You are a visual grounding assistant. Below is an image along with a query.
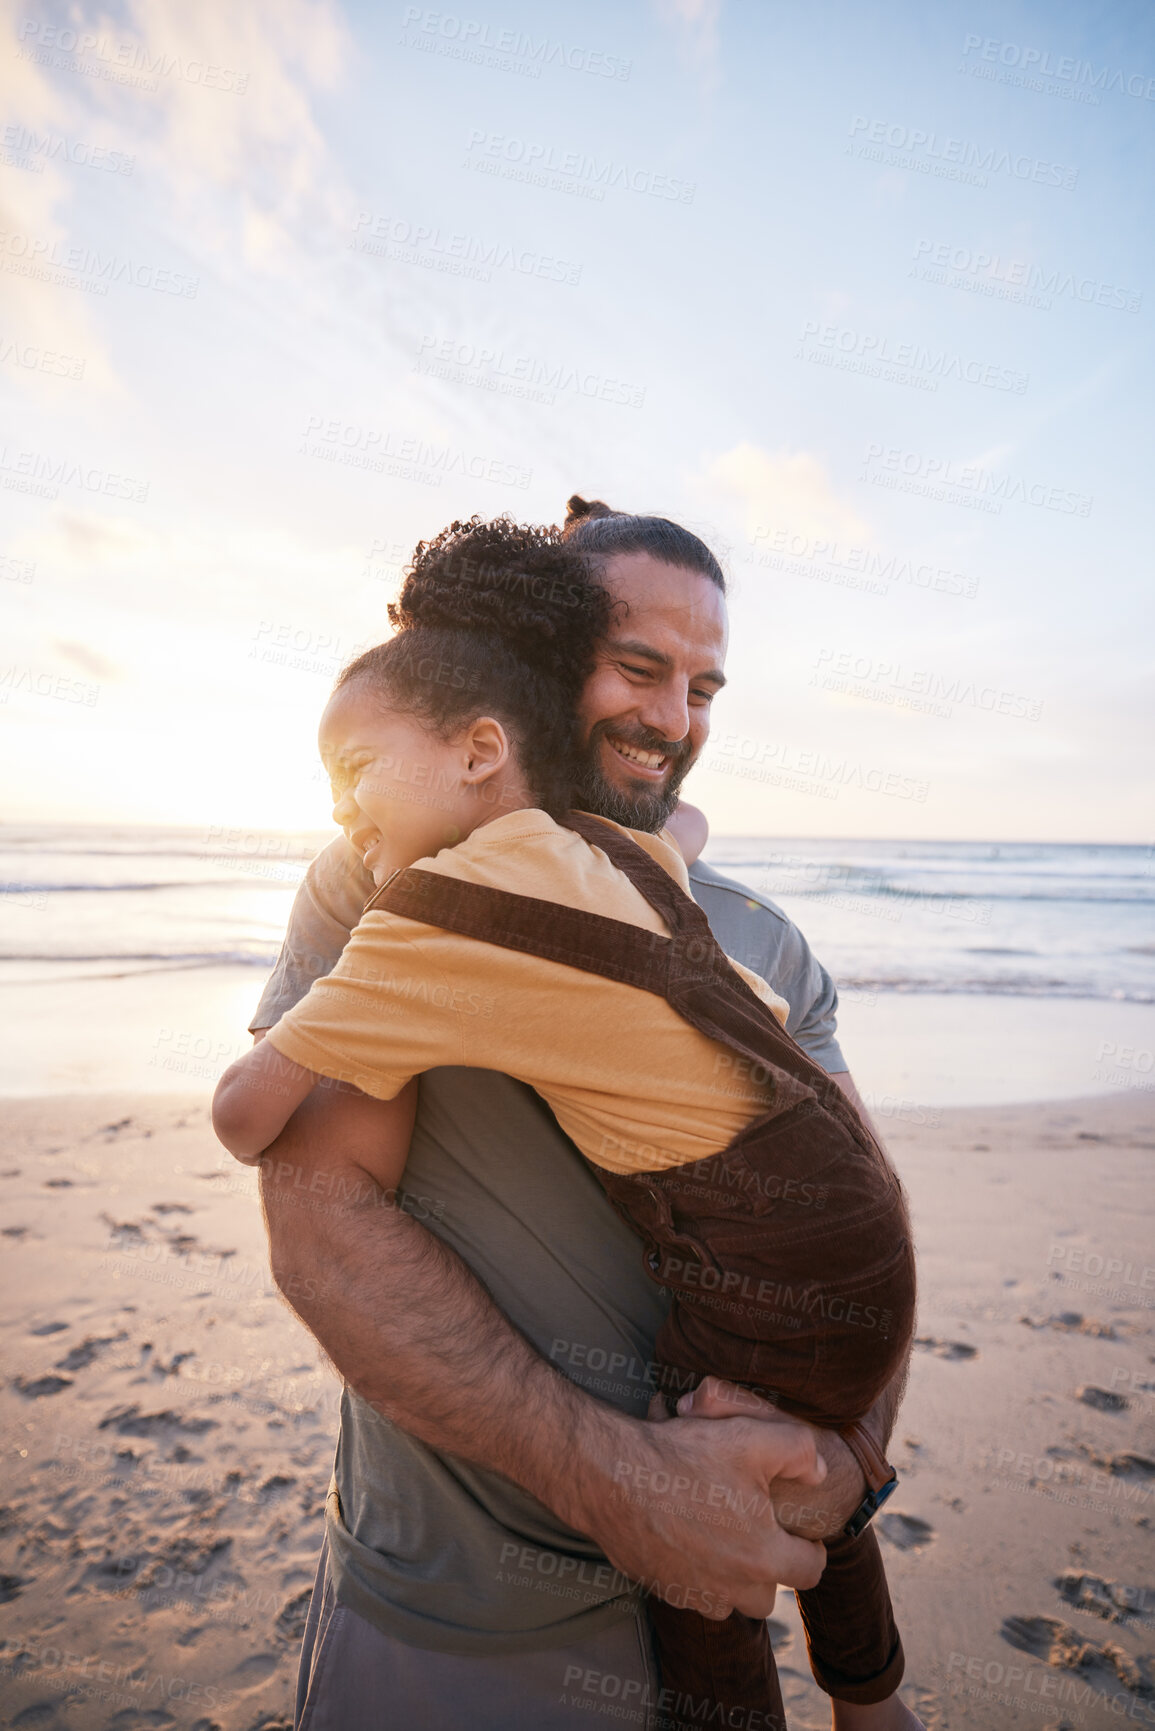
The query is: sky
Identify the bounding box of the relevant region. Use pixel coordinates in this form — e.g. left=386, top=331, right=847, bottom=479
left=1, top=0, right=1152, bottom=839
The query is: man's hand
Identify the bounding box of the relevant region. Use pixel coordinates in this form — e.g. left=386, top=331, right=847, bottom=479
left=592, top=1406, right=827, bottom=1618
left=668, top=1376, right=888, bottom=1541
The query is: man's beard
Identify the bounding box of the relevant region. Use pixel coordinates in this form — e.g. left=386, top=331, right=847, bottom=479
left=571, top=720, right=696, bottom=833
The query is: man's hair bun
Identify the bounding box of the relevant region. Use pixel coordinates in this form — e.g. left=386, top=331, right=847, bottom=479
left=563, top=495, right=617, bottom=536
left=562, top=498, right=727, bottom=594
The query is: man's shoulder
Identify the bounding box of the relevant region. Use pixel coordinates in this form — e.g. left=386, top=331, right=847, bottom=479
left=688, top=856, right=843, bottom=1062
left=310, top=833, right=375, bottom=912
left=688, top=857, right=798, bottom=932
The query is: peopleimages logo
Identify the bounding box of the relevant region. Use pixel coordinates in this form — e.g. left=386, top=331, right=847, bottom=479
left=910, top=239, right=1141, bottom=314
left=464, top=131, right=695, bottom=203
left=796, top=320, right=1028, bottom=394
left=861, top=443, right=1093, bottom=518
left=0, top=125, right=134, bottom=175
left=15, top=18, right=249, bottom=91
left=350, top=211, right=582, bottom=286
left=848, top=115, right=1079, bottom=188
left=399, top=7, right=632, bottom=80
left=0, top=231, right=199, bottom=298
left=961, top=34, right=1155, bottom=101
left=414, top=335, right=645, bottom=408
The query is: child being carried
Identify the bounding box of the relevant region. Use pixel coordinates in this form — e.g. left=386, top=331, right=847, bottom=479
left=214, top=515, right=918, bottom=1731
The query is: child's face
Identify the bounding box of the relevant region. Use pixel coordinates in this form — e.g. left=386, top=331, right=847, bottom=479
left=319, top=683, right=479, bottom=884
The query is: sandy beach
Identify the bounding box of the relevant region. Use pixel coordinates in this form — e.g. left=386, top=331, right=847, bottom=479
left=1, top=1086, right=1152, bottom=1729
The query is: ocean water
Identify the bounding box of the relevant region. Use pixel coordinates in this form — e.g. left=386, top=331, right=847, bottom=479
left=0, top=825, right=1152, bottom=1104
left=703, top=837, right=1155, bottom=1006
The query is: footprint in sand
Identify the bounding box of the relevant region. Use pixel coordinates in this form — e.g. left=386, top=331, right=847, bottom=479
left=913, top=1336, right=977, bottom=1360
left=29, top=1321, right=69, bottom=1336
left=276, top=1586, right=314, bottom=1641
left=1077, top=1385, right=1129, bottom=1413
left=99, top=1213, right=146, bottom=1243
left=1020, top=1312, right=1117, bottom=1338
left=13, top=1374, right=73, bottom=1398
left=1113, top=1453, right=1155, bottom=1478
left=1061, top=1443, right=1155, bottom=1480
left=1001, top=1615, right=1155, bottom=1697
left=8, top=1700, right=63, bottom=1726
left=226, top=1650, right=281, bottom=1694
left=97, top=1402, right=217, bottom=1438
left=878, top=1512, right=935, bottom=1551
left=134, top=1535, right=233, bottom=1593
left=0, top=1574, right=27, bottom=1603
left=54, top=1333, right=125, bottom=1373
left=258, top=1474, right=298, bottom=1501
left=1056, top=1570, right=1155, bottom=1622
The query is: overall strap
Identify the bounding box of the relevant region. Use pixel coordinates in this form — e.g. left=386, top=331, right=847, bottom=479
left=562, top=812, right=704, bottom=937
left=365, top=817, right=817, bottom=1096
left=561, top=812, right=752, bottom=998
left=366, top=864, right=677, bottom=998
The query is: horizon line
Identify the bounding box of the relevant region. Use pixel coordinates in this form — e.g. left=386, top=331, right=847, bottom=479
left=0, top=819, right=1148, bottom=850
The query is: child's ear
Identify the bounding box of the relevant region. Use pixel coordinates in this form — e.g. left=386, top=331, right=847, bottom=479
left=463, top=716, right=510, bottom=781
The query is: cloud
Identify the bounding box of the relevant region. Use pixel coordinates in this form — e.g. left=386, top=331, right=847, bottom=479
left=3, top=0, right=354, bottom=279
left=49, top=513, right=159, bottom=561
left=651, top=0, right=723, bottom=94
left=53, top=638, right=121, bottom=679
left=0, top=7, right=120, bottom=383
left=115, top=0, right=352, bottom=272
left=696, top=441, right=871, bottom=545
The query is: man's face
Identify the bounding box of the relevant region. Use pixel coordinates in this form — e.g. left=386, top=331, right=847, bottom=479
left=573, top=551, right=728, bottom=831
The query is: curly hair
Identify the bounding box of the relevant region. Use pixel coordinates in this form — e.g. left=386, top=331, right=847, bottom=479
left=335, top=517, right=612, bottom=818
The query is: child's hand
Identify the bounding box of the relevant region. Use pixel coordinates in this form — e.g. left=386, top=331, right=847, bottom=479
left=664, top=800, right=709, bottom=865
left=674, top=1375, right=780, bottom=1421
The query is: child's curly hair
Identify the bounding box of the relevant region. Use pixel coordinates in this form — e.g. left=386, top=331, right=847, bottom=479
left=335, top=516, right=613, bottom=817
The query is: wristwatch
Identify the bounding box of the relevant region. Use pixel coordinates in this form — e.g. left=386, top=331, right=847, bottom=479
left=838, top=1422, right=898, bottom=1538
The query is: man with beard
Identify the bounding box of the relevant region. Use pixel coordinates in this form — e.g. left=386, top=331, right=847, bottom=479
left=249, top=501, right=913, bottom=1729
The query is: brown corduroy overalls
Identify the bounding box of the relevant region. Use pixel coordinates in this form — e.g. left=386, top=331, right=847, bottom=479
left=373, top=812, right=917, bottom=1728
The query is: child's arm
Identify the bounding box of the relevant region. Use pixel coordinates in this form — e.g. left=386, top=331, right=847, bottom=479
left=212, top=1040, right=323, bottom=1162
left=664, top=800, right=709, bottom=866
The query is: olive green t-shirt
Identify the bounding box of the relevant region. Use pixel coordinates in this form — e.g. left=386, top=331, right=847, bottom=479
left=250, top=838, right=845, bottom=1653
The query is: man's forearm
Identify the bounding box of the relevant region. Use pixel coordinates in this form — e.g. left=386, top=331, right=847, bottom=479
left=258, top=1090, right=829, bottom=1611
left=260, top=1099, right=618, bottom=1512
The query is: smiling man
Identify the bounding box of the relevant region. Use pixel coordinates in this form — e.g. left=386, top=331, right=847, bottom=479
left=248, top=501, right=913, bottom=1730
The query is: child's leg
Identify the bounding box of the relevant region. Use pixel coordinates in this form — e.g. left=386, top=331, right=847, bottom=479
left=646, top=1597, right=787, bottom=1731
left=795, top=1526, right=903, bottom=1705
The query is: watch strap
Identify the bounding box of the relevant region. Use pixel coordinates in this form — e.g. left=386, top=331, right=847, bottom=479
left=839, top=1421, right=895, bottom=1494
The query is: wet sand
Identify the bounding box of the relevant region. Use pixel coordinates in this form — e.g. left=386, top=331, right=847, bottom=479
left=1, top=1089, right=1152, bottom=1729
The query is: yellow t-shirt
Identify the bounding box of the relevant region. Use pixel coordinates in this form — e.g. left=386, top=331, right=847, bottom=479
left=265, top=810, right=788, bottom=1176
